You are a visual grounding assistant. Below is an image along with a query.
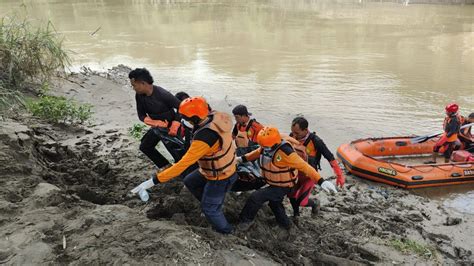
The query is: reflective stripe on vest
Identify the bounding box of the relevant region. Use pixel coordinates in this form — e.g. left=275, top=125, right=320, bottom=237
left=195, top=112, right=237, bottom=180
left=258, top=141, right=297, bottom=187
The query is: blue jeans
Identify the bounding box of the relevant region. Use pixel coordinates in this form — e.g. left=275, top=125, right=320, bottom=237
left=183, top=169, right=238, bottom=234
left=239, top=185, right=293, bottom=229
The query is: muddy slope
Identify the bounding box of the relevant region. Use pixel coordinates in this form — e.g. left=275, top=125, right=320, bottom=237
left=0, top=67, right=472, bottom=264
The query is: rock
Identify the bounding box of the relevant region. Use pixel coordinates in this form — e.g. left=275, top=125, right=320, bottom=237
left=437, top=242, right=457, bottom=259
left=405, top=211, right=424, bottom=222
left=444, top=217, right=462, bottom=226
left=33, top=183, right=61, bottom=198
left=454, top=246, right=472, bottom=259
left=424, top=232, right=451, bottom=243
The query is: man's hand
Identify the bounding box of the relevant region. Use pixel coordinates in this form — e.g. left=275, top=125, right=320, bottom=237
left=329, top=160, right=345, bottom=188
left=144, top=117, right=168, bottom=128
left=130, top=177, right=156, bottom=195
left=168, top=121, right=181, bottom=136
left=320, top=180, right=337, bottom=194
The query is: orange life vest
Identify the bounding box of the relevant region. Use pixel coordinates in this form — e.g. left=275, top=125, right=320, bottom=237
left=443, top=114, right=464, bottom=142
left=258, top=140, right=298, bottom=188
left=195, top=112, right=237, bottom=180
left=234, top=119, right=259, bottom=148
left=281, top=135, right=307, bottom=161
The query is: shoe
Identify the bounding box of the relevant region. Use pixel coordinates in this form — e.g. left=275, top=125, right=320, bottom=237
left=237, top=221, right=254, bottom=232
left=311, top=199, right=321, bottom=217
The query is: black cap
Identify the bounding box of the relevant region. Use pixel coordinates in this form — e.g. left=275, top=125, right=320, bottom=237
left=232, top=104, right=252, bottom=116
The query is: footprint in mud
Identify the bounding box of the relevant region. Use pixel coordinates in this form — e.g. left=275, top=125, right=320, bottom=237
left=0, top=250, right=15, bottom=264
left=71, top=185, right=109, bottom=205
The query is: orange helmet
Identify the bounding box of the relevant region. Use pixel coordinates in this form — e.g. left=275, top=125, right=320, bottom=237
left=257, top=126, right=282, bottom=148
left=179, top=96, right=209, bottom=120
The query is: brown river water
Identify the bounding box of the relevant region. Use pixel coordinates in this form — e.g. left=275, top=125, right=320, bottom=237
left=1, top=0, right=473, bottom=212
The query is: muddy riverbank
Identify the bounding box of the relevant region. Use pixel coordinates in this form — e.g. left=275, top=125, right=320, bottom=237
left=0, top=67, right=472, bottom=264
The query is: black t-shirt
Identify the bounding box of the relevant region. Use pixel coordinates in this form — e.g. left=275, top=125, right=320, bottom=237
left=135, top=85, right=181, bottom=122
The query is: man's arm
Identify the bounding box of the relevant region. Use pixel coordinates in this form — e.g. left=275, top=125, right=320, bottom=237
left=275, top=148, right=323, bottom=185
left=135, top=94, right=147, bottom=122
left=313, top=135, right=335, bottom=162
left=156, top=129, right=219, bottom=182
left=241, top=147, right=262, bottom=162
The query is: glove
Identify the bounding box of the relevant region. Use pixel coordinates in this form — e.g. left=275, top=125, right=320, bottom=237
left=130, top=177, right=156, bottom=195
left=236, top=156, right=243, bottom=164
left=168, top=120, right=181, bottom=136
left=435, top=134, right=449, bottom=148
left=320, top=180, right=337, bottom=194
left=144, top=117, right=168, bottom=128
left=330, top=160, right=345, bottom=188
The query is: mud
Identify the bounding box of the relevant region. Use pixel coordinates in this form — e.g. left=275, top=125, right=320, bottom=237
left=0, top=67, right=473, bottom=264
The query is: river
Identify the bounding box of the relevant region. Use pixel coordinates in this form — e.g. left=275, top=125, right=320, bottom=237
left=1, top=0, right=473, bottom=211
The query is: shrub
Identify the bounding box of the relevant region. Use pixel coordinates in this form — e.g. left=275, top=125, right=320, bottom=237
left=0, top=12, right=70, bottom=113
left=129, top=123, right=147, bottom=140
left=27, top=94, right=93, bottom=125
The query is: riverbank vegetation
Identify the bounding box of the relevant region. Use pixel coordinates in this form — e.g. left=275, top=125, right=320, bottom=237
left=0, top=12, right=92, bottom=124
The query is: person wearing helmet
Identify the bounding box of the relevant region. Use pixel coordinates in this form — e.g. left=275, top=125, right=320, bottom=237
left=459, top=112, right=474, bottom=151
left=131, top=97, right=238, bottom=234
left=236, top=126, right=337, bottom=232
left=231, top=104, right=264, bottom=152
left=287, top=116, right=345, bottom=219
left=129, top=68, right=183, bottom=169
left=426, top=103, right=464, bottom=164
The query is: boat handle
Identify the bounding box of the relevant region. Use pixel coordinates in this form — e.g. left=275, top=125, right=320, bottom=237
left=411, top=175, right=423, bottom=180
left=395, top=141, right=407, bottom=147
left=451, top=173, right=462, bottom=178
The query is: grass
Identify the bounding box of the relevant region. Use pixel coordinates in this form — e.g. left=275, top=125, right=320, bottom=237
left=129, top=123, right=147, bottom=140
left=26, top=93, right=93, bottom=125
left=389, top=238, right=436, bottom=259
left=0, top=11, right=71, bottom=114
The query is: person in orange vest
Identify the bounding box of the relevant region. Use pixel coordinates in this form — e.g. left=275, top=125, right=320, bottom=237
left=287, top=117, right=345, bottom=219
left=131, top=97, right=238, bottom=234
left=459, top=112, right=473, bottom=151
left=232, top=105, right=264, bottom=152
left=236, top=127, right=337, bottom=231
left=426, top=103, right=464, bottom=164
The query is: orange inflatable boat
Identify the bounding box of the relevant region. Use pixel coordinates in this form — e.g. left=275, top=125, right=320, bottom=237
left=336, top=137, right=474, bottom=189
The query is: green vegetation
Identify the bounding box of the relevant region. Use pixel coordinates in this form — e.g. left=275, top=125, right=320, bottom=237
left=389, top=238, right=436, bottom=259
left=129, top=123, right=147, bottom=140
left=0, top=11, right=70, bottom=113
left=26, top=84, right=92, bottom=124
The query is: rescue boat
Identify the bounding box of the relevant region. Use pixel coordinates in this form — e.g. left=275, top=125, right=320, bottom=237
left=336, top=137, right=474, bottom=189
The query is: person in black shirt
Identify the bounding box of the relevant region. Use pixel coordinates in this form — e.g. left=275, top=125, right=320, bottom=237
left=129, top=68, right=182, bottom=169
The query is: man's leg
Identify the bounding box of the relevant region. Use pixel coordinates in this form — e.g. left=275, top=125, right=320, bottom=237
left=183, top=168, right=208, bottom=201
left=444, top=142, right=455, bottom=163
left=287, top=175, right=314, bottom=217
left=139, top=128, right=170, bottom=168
left=201, top=173, right=238, bottom=234
left=239, top=186, right=287, bottom=223
left=267, top=187, right=292, bottom=229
